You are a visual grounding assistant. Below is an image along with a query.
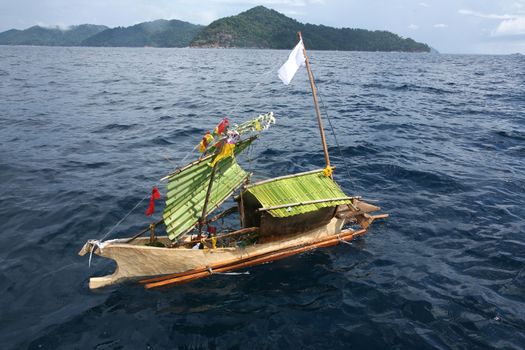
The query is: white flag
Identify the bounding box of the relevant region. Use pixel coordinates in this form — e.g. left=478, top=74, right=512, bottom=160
left=278, top=39, right=305, bottom=85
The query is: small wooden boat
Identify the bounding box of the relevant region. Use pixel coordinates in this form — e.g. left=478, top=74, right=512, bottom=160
left=79, top=32, right=388, bottom=289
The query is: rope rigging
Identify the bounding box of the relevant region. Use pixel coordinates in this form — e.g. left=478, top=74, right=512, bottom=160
left=310, top=70, right=354, bottom=188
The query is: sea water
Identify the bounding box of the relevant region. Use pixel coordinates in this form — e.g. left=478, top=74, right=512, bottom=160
left=0, top=46, right=524, bottom=349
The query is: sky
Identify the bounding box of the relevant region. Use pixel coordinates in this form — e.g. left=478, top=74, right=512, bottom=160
left=1, top=0, right=525, bottom=54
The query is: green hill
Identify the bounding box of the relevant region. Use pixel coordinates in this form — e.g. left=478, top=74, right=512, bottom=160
left=191, top=6, right=300, bottom=49
left=191, top=6, right=430, bottom=52
left=0, top=24, right=108, bottom=46
left=0, top=6, right=430, bottom=51
left=81, top=20, right=203, bottom=47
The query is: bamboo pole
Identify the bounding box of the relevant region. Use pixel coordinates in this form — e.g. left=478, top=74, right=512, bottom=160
left=258, top=196, right=355, bottom=212
left=183, top=227, right=258, bottom=246
left=124, top=219, right=164, bottom=244
left=239, top=185, right=246, bottom=227
left=298, top=31, right=330, bottom=169
left=160, top=136, right=258, bottom=182
left=207, top=206, right=238, bottom=225
left=370, top=214, right=389, bottom=220
left=198, top=161, right=218, bottom=236
left=245, top=167, right=335, bottom=189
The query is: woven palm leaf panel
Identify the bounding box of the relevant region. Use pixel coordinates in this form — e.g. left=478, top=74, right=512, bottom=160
left=245, top=170, right=351, bottom=218
left=163, top=138, right=255, bottom=241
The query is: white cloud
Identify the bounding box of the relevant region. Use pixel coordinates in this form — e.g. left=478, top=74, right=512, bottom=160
left=193, top=10, right=219, bottom=24
left=433, top=23, right=447, bottom=28
left=493, top=16, right=525, bottom=36
left=458, top=9, right=515, bottom=20
left=459, top=8, right=525, bottom=37
left=35, top=21, right=70, bottom=30
left=408, top=24, right=419, bottom=30
left=513, top=1, right=524, bottom=9
left=418, top=2, right=429, bottom=7
left=281, top=9, right=305, bottom=16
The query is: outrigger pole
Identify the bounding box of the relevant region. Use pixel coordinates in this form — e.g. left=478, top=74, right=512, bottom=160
left=298, top=31, right=331, bottom=169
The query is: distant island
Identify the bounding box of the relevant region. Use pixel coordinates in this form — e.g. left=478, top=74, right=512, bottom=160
left=191, top=6, right=429, bottom=52
left=0, top=20, right=202, bottom=48
left=0, top=6, right=430, bottom=52
left=82, top=20, right=203, bottom=47
left=0, top=24, right=108, bottom=46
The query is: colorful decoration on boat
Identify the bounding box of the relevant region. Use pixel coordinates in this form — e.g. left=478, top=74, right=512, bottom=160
left=206, top=114, right=275, bottom=167
left=227, top=130, right=240, bottom=144
left=209, top=142, right=235, bottom=167
left=198, top=131, right=215, bottom=153
left=209, top=129, right=241, bottom=167
left=146, top=186, right=161, bottom=216
left=322, top=165, right=333, bottom=177
left=163, top=139, right=254, bottom=241
left=232, top=112, right=276, bottom=135
left=213, top=118, right=229, bottom=136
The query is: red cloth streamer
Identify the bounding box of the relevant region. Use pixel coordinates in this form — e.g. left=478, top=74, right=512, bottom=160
left=146, top=187, right=161, bottom=216
left=213, top=118, right=229, bottom=135
left=207, top=226, right=217, bottom=234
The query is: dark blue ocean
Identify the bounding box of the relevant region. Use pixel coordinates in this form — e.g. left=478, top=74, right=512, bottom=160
left=0, top=46, right=524, bottom=349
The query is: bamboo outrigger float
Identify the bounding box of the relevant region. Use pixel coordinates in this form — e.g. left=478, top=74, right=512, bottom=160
left=79, top=33, right=388, bottom=289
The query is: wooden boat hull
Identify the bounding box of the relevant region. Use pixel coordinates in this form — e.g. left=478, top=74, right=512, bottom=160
left=80, top=217, right=353, bottom=289
left=79, top=201, right=387, bottom=289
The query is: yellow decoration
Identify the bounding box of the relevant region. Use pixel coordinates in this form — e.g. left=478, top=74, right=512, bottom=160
left=322, top=165, right=333, bottom=177
left=254, top=120, right=262, bottom=131
left=198, top=133, right=215, bottom=153
left=209, top=143, right=235, bottom=167
left=200, top=237, right=208, bottom=251
left=211, top=236, right=217, bottom=250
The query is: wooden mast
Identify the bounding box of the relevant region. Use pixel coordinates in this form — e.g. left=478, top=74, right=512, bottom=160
left=298, top=31, right=331, bottom=168
left=198, top=161, right=218, bottom=237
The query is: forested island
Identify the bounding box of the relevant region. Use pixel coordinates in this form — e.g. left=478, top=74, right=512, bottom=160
left=0, top=24, right=108, bottom=46
left=0, top=6, right=430, bottom=52
left=191, top=6, right=429, bottom=52
left=82, top=20, right=203, bottom=47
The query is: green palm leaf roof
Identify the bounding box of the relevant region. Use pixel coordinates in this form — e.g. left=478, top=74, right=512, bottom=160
left=245, top=169, right=352, bottom=218
left=163, top=138, right=254, bottom=241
